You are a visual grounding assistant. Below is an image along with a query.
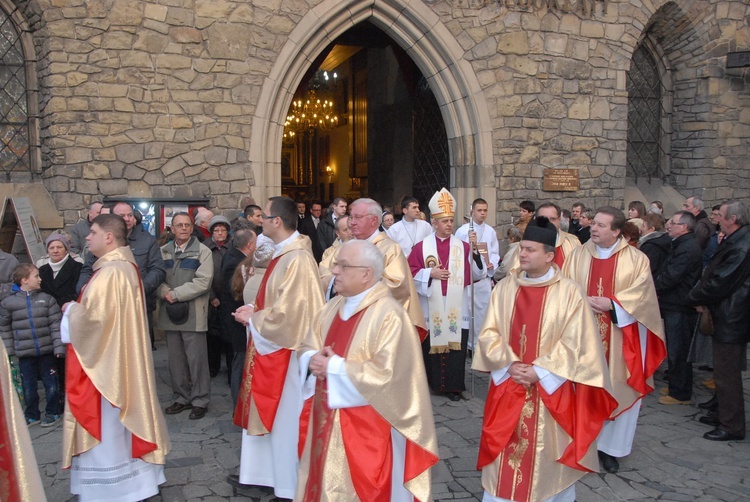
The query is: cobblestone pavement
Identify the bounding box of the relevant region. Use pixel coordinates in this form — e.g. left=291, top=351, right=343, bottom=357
left=33, top=344, right=749, bottom=501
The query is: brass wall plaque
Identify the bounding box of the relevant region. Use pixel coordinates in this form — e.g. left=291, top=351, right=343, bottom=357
left=543, top=168, right=579, bottom=191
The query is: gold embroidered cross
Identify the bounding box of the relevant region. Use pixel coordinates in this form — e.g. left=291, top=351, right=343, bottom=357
left=597, top=278, right=604, bottom=297
left=437, top=192, right=453, bottom=213
left=519, top=324, right=527, bottom=359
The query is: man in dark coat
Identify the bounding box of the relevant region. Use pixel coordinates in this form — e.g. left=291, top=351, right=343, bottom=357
left=654, top=211, right=702, bottom=405
left=299, top=202, right=323, bottom=261
left=687, top=200, right=750, bottom=441
left=316, top=197, right=348, bottom=256
left=683, top=196, right=715, bottom=250
left=218, top=228, right=256, bottom=406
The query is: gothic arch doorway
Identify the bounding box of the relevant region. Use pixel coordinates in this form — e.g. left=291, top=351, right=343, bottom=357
left=248, top=0, right=494, bottom=223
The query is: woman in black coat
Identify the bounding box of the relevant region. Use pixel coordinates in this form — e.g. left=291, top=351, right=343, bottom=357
left=38, top=233, right=83, bottom=395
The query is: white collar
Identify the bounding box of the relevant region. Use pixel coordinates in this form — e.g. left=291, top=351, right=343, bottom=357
left=341, top=284, right=377, bottom=320
left=595, top=240, right=619, bottom=259
left=273, top=231, right=299, bottom=258
left=523, top=266, right=555, bottom=283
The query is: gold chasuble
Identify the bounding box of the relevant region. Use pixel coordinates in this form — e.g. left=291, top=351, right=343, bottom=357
left=235, top=234, right=324, bottom=435
left=296, top=282, right=438, bottom=501
left=562, top=239, right=666, bottom=417
left=0, top=343, right=46, bottom=502
left=473, top=267, right=615, bottom=502
left=63, top=246, right=169, bottom=468
left=504, top=230, right=581, bottom=275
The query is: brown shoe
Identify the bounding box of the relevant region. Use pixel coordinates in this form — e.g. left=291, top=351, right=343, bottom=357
left=189, top=406, right=207, bottom=420
left=702, top=378, right=716, bottom=390
left=165, top=402, right=192, bottom=415
left=658, top=395, right=692, bottom=405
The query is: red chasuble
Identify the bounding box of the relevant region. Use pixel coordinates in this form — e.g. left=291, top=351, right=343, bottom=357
left=65, top=265, right=157, bottom=462
left=234, top=257, right=294, bottom=432
left=478, top=286, right=616, bottom=502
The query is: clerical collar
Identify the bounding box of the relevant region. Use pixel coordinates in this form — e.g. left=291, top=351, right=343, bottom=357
left=437, top=235, right=450, bottom=242
left=595, top=240, right=619, bottom=259
left=341, top=284, right=377, bottom=320
left=523, top=266, right=555, bottom=283
left=273, top=231, right=299, bottom=258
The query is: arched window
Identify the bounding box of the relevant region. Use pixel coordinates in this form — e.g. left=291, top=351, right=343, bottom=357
left=0, top=2, right=38, bottom=177
left=626, top=37, right=671, bottom=183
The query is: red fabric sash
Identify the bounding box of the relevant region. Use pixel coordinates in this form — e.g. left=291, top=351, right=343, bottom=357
left=254, top=256, right=281, bottom=310
left=587, top=255, right=617, bottom=363
left=416, top=325, right=428, bottom=343
left=616, top=319, right=665, bottom=397
left=0, top=376, right=21, bottom=502
left=553, top=245, right=566, bottom=269
left=234, top=257, right=293, bottom=432
left=539, top=381, right=617, bottom=471
left=66, top=346, right=157, bottom=460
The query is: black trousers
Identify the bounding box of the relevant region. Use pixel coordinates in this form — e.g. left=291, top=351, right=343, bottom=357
left=713, top=340, right=747, bottom=436
left=421, top=328, right=469, bottom=393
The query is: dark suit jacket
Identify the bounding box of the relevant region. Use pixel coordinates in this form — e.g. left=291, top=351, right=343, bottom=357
left=299, top=216, right=324, bottom=262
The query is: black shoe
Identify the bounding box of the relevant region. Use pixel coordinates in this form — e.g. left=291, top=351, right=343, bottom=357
left=698, top=365, right=713, bottom=372
left=598, top=451, right=619, bottom=473
left=189, top=406, right=207, bottom=420
left=448, top=392, right=462, bottom=402
left=152, top=343, right=157, bottom=351
left=699, top=414, right=720, bottom=427
left=226, top=474, right=250, bottom=488
left=703, top=428, right=745, bottom=441
left=165, top=402, right=192, bottom=415
left=210, top=370, right=219, bottom=378
left=698, top=395, right=718, bottom=411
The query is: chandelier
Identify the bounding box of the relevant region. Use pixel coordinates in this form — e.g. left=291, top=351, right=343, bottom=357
left=284, top=70, right=340, bottom=139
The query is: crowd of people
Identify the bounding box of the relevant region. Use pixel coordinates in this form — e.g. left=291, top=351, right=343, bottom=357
left=1, top=189, right=748, bottom=502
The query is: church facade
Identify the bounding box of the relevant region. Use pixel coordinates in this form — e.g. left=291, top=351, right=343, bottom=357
left=1, top=0, right=748, bottom=227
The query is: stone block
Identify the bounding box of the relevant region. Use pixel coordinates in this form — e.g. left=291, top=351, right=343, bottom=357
left=101, top=32, right=133, bottom=50
left=115, top=144, right=145, bottom=163
left=134, top=31, right=169, bottom=53
left=162, top=156, right=187, bottom=176
left=155, top=54, right=191, bottom=70
left=144, top=4, right=168, bottom=22
left=568, top=97, right=590, bottom=119
left=82, top=162, right=111, bottom=180
left=127, top=180, right=151, bottom=197
left=124, top=165, right=146, bottom=180
left=497, top=31, right=529, bottom=55
left=171, top=27, right=202, bottom=44
left=99, top=179, right=128, bottom=195
left=65, top=148, right=93, bottom=164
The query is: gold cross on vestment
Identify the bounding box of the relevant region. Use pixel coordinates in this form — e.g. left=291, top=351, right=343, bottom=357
left=597, top=278, right=604, bottom=297
left=437, top=192, right=453, bottom=214
left=519, top=324, right=527, bottom=359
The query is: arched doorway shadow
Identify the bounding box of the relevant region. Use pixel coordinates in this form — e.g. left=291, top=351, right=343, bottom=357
left=248, top=0, right=495, bottom=222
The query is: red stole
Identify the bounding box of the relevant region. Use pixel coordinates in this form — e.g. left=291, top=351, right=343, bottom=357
left=477, top=285, right=616, bottom=501
left=587, top=255, right=617, bottom=363
left=0, top=380, right=21, bottom=501
left=65, top=265, right=157, bottom=463
left=234, top=257, right=293, bottom=432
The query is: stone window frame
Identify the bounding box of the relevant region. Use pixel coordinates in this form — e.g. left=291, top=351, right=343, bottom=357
left=627, top=32, right=673, bottom=183
left=0, top=0, right=40, bottom=178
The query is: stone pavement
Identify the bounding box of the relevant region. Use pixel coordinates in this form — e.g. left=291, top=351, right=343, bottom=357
left=32, top=345, right=750, bottom=501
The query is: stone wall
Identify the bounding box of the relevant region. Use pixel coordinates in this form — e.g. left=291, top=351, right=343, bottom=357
left=4, top=0, right=749, bottom=224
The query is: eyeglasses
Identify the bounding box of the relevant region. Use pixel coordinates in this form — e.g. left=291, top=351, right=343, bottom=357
left=173, top=223, right=192, bottom=229
left=261, top=214, right=279, bottom=220
left=332, top=261, right=370, bottom=271
left=349, top=214, right=373, bottom=220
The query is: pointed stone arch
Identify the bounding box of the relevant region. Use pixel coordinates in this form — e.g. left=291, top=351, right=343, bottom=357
left=248, top=0, right=495, bottom=222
